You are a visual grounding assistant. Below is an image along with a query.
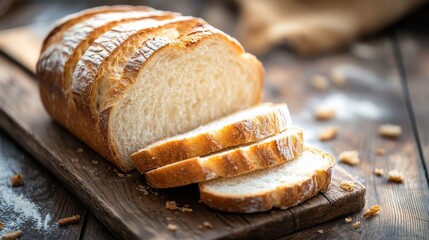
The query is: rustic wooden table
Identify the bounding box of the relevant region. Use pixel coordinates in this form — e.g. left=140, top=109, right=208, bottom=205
left=1, top=1, right=428, bottom=239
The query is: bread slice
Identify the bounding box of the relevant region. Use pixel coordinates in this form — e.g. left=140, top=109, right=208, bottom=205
left=199, top=147, right=334, bottom=213
left=131, top=103, right=292, bottom=172
left=145, top=127, right=303, bottom=188
left=41, top=5, right=154, bottom=52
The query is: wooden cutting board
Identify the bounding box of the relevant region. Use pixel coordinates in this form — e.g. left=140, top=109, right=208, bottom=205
left=0, top=26, right=365, bottom=239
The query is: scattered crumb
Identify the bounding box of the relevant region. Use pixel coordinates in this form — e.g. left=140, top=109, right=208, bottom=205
left=135, top=185, right=149, bottom=195
left=1, top=230, right=22, bottom=240
left=116, top=173, right=125, bottom=178
left=197, top=224, right=204, bottom=229
left=339, top=150, right=360, bottom=166
left=180, top=206, right=193, bottom=213
left=376, top=148, right=386, bottom=156
left=314, top=106, right=336, bottom=121
left=317, top=229, right=324, bottom=234
left=0, top=221, right=4, bottom=230
left=167, top=224, right=177, bottom=232
left=379, top=124, right=402, bottom=139
left=344, top=217, right=352, bottom=223
left=319, top=126, right=338, bottom=141
left=166, top=201, right=178, bottom=210
left=353, top=221, right=361, bottom=229
left=57, top=215, right=81, bottom=226
left=363, top=205, right=382, bottom=218
left=71, top=158, right=80, bottom=163
left=388, top=170, right=404, bottom=183
left=166, top=217, right=173, bottom=221
left=203, top=221, right=213, bottom=229
left=374, top=168, right=384, bottom=176
left=91, top=160, right=98, bottom=164
left=340, top=180, right=355, bottom=192
left=11, top=174, right=24, bottom=187
left=77, top=148, right=84, bottom=153
left=330, top=69, right=346, bottom=87
left=311, top=75, right=329, bottom=90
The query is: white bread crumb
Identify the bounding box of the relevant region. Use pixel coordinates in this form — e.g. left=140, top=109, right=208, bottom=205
left=388, top=170, right=404, bottom=183
left=330, top=69, right=346, bottom=87
left=379, top=124, right=402, bottom=139
left=311, top=75, right=329, bottom=90
left=314, top=106, right=336, bottom=121
left=376, top=148, right=386, bottom=156
left=167, top=224, right=177, bottom=232
left=166, top=201, right=178, bottom=210
left=363, top=205, right=381, bottom=218
left=340, top=181, right=355, bottom=192
left=319, top=126, right=338, bottom=141
left=203, top=221, right=213, bottom=229
left=180, top=206, right=193, bottom=213
left=344, top=217, right=352, bottom=223
left=374, top=168, right=384, bottom=176
left=91, top=160, right=98, bottom=164
left=166, top=217, right=173, bottom=221
left=353, top=221, right=360, bottom=229
left=339, top=151, right=360, bottom=166
left=317, top=229, right=324, bottom=234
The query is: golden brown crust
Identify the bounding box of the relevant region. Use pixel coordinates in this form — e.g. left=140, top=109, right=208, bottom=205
left=145, top=128, right=304, bottom=188
left=198, top=147, right=334, bottom=213
left=41, top=5, right=154, bottom=53
left=131, top=104, right=291, bottom=172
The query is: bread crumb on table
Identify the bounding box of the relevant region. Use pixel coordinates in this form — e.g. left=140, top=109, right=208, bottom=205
left=116, top=173, right=125, bottom=177
left=339, top=150, right=360, bottom=166
left=379, top=124, right=402, bottom=139
left=166, top=201, right=178, bottom=210
left=11, top=174, right=24, bottom=187
left=135, top=185, right=149, bottom=195
left=91, top=160, right=98, bottom=164
left=180, top=206, right=193, bottom=213
left=344, top=217, right=352, bottom=223
left=319, top=126, right=338, bottom=141
left=330, top=69, right=347, bottom=87
left=388, top=170, right=404, bottom=183
left=353, top=221, right=361, bottom=229
left=317, top=229, right=324, bottom=234
left=0, top=221, right=4, bottom=230
left=77, top=148, right=84, bottom=153
left=203, top=221, right=213, bottom=229
left=376, top=148, right=386, bottom=156
left=374, top=168, right=384, bottom=176
left=167, top=224, right=177, bottom=232
left=363, top=205, right=382, bottom=218
left=166, top=217, right=173, bottom=221
left=314, top=106, right=336, bottom=121
left=57, top=215, right=81, bottom=226
left=311, top=75, right=329, bottom=90
left=340, top=180, right=355, bottom=192
left=1, top=230, right=22, bottom=240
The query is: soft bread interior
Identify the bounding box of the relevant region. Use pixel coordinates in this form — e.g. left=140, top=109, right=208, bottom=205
left=200, top=148, right=333, bottom=196
left=111, top=36, right=262, bottom=163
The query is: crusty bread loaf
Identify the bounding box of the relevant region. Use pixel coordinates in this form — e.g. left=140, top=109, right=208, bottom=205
left=41, top=5, right=155, bottom=52
left=199, top=147, right=334, bottom=213
left=145, top=127, right=303, bottom=188
left=37, top=6, right=263, bottom=171
left=131, top=103, right=292, bottom=172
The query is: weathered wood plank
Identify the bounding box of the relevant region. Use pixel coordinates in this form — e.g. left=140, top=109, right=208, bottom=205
left=0, top=54, right=365, bottom=239
left=396, top=32, right=429, bottom=181
left=82, top=214, right=117, bottom=240
left=0, top=130, right=86, bottom=239
left=263, top=37, right=429, bottom=238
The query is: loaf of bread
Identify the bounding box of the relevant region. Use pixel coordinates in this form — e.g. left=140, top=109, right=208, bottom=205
left=131, top=103, right=292, bottom=172
left=145, top=127, right=304, bottom=188
left=37, top=5, right=263, bottom=171
left=199, top=147, right=334, bottom=213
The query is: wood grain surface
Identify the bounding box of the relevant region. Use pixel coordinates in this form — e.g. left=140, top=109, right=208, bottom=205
left=0, top=55, right=365, bottom=239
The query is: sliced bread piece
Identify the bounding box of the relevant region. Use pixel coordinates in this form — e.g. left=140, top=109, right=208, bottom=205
left=145, top=127, right=303, bottom=188
left=131, top=103, right=292, bottom=172
left=199, top=147, right=335, bottom=213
